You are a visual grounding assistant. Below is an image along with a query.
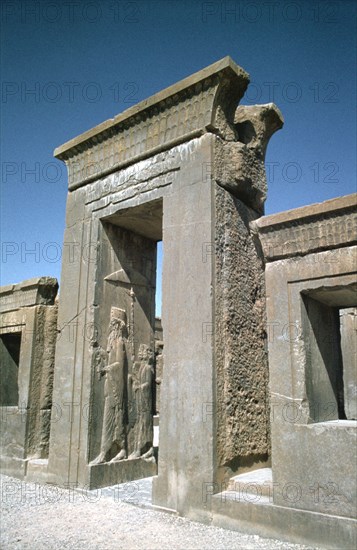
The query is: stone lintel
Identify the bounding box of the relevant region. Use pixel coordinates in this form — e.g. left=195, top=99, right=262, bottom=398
left=53, top=57, right=249, bottom=190
left=0, top=277, right=58, bottom=314
left=253, top=193, right=357, bottom=261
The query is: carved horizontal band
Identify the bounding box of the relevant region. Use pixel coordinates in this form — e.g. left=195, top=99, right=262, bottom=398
left=54, top=57, right=249, bottom=190
left=0, top=277, right=58, bottom=313
left=254, top=194, right=357, bottom=260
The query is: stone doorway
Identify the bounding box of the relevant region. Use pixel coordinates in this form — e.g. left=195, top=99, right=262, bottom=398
left=87, top=199, right=163, bottom=488
left=0, top=332, right=21, bottom=406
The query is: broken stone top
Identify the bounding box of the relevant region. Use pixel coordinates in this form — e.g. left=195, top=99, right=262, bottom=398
left=54, top=57, right=250, bottom=190
left=0, top=277, right=58, bottom=314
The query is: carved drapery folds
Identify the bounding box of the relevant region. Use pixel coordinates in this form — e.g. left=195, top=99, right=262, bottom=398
left=129, top=343, right=154, bottom=459
left=91, top=307, right=127, bottom=464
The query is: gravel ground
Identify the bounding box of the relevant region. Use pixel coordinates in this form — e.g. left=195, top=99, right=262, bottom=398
left=0, top=474, right=319, bottom=550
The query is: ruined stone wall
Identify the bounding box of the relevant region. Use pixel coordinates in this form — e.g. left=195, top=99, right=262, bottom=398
left=0, top=277, right=58, bottom=477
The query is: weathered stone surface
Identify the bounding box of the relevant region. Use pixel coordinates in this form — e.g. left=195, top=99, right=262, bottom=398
left=0, top=277, right=58, bottom=314
left=234, top=104, right=284, bottom=154
left=48, top=209, right=158, bottom=487
left=214, top=185, right=269, bottom=478
left=214, top=104, right=283, bottom=213
left=90, top=222, right=156, bottom=462
left=271, top=412, right=356, bottom=518
left=26, top=304, right=58, bottom=459
left=47, top=217, right=92, bottom=486
left=0, top=278, right=58, bottom=477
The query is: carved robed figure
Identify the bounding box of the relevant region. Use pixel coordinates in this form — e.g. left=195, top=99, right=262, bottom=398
left=92, top=307, right=127, bottom=464
left=129, top=343, right=154, bottom=459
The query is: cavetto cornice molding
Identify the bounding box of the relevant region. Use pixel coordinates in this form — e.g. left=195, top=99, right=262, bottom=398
left=54, top=57, right=249, bottom=190
left=253, top=193, right=357, bottom=261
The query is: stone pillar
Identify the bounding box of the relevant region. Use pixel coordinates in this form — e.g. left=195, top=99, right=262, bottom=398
left=152, top=133, right=216, bottom=519
left=213, top=103, right=284, bottom=483
left=47, top=203, right=97, bottom=487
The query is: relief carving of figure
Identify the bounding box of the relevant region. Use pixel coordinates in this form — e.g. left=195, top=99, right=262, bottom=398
left=91, top=307, right=127, bottom=464
left=129, top=343, right=154, bottom=459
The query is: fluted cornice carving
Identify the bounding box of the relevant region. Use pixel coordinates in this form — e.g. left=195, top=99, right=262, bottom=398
left=253, top=194, right=357, bottom=261
left=54, top=57, right=249, bottom=190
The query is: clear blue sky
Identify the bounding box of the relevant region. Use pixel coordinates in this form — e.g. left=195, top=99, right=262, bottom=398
left=1, top=0, right=356, bottom=315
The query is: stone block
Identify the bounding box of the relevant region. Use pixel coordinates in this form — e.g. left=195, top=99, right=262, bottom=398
left=88, top=458, right=157, bottom=490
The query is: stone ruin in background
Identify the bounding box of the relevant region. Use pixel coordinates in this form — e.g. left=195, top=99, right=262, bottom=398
left=0, top=57, right=356, bottom=549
